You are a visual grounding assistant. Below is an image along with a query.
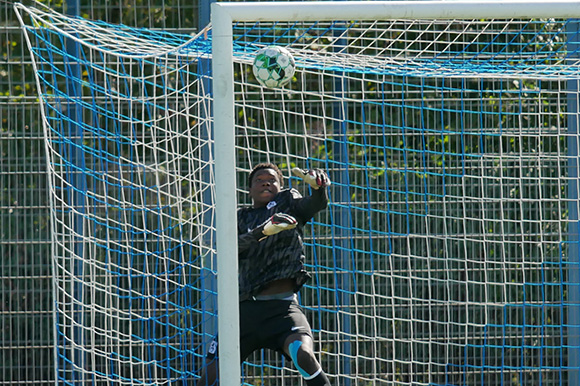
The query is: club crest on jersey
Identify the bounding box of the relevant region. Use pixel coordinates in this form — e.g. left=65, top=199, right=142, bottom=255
left=267, top=201, right=277, bottom=210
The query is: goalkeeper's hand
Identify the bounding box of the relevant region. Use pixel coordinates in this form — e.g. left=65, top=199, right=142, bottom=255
left=291, top=168, right=331, bottom=190
left=252, top=213, right=297, bottom=241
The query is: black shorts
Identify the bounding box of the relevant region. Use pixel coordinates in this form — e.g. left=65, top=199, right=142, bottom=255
left=206, top=295, right=313, bottom=362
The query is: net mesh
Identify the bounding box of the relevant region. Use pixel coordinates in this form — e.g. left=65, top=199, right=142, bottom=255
left=15, top=3, right=580, bottom=385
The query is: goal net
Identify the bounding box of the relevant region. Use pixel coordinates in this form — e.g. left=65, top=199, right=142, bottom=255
left=15, top=2, right=580, bottom=385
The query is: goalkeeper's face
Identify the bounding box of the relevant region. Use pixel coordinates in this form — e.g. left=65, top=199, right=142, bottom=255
left=249, top=168, right=282, bottom=208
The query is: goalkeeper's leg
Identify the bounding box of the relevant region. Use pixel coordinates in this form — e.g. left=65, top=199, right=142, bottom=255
left=284, top=333, right=331, bottom=386
left=196, top=338, right=218, bottom=386
left=195, top=358, right=217, bottom=386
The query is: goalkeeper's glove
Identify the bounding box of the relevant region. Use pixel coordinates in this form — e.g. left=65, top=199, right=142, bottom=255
left=252, top=213, right=297, bottom=241
left=291, top=168, right=331, bottom=190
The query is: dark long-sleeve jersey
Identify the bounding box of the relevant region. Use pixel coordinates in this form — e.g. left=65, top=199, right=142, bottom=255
left=237, top=187, right=328, bottom=300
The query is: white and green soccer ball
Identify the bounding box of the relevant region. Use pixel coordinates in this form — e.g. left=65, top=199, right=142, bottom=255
left=252, top=46, right=295, bottom=88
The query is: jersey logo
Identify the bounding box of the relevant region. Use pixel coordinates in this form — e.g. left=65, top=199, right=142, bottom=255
left=267, top=200, right=277, bottom=210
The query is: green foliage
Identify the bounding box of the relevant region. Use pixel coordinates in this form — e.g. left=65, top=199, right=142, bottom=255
left=4, top=4, right=577, bottom=384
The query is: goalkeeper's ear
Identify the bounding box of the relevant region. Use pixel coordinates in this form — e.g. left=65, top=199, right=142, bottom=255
left=291, top=168, right=331, bottom=190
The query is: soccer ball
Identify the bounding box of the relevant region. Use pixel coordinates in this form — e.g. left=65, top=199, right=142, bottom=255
left=252, top=46, right=295, bottom=88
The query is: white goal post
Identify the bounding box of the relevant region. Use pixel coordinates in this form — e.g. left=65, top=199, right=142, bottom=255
left=211, top=1, right=580, bottom=385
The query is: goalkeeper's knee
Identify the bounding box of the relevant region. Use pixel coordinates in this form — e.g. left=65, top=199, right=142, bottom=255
left=288, top=340, right=331, bottom=386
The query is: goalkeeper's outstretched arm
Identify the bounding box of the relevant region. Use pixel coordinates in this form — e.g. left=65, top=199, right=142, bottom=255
left=291, top=168, right=331, bottom=219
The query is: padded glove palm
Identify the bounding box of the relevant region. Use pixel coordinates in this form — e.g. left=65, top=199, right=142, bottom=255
left=291, top=168, right=331, bottom=190
left=253, top=213, right=297, bottom=241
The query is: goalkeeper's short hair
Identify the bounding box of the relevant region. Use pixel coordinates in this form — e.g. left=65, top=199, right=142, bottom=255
left=248, top=163, right=284, bottom=187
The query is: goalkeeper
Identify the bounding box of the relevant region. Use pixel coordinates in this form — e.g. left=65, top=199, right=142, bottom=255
left=197, top=163, right=331, bottom=386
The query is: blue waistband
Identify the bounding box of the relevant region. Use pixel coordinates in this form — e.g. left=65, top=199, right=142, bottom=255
left=253, top=292, right=296, bottom=301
